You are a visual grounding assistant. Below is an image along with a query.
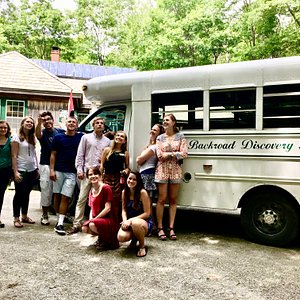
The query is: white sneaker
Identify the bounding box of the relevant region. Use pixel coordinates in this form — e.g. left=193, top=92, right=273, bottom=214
left=41, top=215, right=50, bottom=226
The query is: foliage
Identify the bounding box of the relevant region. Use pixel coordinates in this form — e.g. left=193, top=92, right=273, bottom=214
left=0, top=0, right=300, bottom=69
left=0, top=0, right=74, bottom=60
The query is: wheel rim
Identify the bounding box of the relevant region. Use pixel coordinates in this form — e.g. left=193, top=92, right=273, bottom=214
left=253, top=202, right=286, bottom=235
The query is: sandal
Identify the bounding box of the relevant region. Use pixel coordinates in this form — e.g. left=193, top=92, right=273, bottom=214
left=168, top=228, right=177, bottom=240
left=14, top=220, right=23, bottom=228
left=136, top=247, right=147, bottom=257
left=94, top=237, right=104, bottom=250
left=0, top=221, right=5, bottom=228
left=157, top=228, right=167, bottom=241
left=21, top=216, right=35, bottom=224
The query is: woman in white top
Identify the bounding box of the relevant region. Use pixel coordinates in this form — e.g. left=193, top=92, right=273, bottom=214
left=136, top=124, right=164, bottom=225
left=11, top=117, right=39, bottom=228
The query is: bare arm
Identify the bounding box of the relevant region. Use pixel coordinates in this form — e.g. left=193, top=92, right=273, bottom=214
left=120, top=190, right=130, bottom=230
left=124, top=190, right=151, bottom=229
left=100, top=147, right=109, bottom=175
left=121, top=151, right=130, bottom=175
left=11, top=141, right=21, bottom=182
left=94, top=201, right=111, bottom=219
left=35, top=116, right=43, bottom=139
left=49, top=150, right=57, bottom=181
left=136, top=147, right=155, bottom=166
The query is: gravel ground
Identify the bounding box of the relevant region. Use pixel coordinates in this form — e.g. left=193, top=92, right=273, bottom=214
left=0, top=190, right=300, bottom=300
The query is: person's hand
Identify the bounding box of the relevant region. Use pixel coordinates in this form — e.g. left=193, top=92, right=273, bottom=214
left=14, top=171, right=22, bottom=183
left=50, top=170, right=57, bottom=181
left=37, top=115, right=44, bottom=125
left=121, top=220, right=132, bottom=231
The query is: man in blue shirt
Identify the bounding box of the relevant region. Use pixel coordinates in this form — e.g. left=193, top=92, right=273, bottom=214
left=50, top=117, right=84, bottom=235
left=36, top=111, right=65, bottom=226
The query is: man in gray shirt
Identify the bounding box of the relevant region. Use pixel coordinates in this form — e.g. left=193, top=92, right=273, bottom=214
left=67, top=117, right=111, bottom=234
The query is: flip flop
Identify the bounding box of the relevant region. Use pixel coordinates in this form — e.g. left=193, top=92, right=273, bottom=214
left=21, top=217, right=35, bottom=224
left=14, top=220, right=23, bottom=228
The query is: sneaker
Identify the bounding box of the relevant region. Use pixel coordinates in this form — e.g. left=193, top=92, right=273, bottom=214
left=41, top=215, right=50, bottom=226
left=67, top=226, right=80, bottom=235
left=54, top=224, right=66, bottom=236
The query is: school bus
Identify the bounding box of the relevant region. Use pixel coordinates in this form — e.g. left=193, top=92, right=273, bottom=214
left=80, top=56, right=300, bottom=247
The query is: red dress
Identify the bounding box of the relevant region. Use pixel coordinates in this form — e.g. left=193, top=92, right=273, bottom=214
left=83, top=184, right=119, bottom=249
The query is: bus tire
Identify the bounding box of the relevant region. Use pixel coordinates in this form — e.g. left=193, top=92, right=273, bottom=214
left=241, top=192, right=299, bottom=247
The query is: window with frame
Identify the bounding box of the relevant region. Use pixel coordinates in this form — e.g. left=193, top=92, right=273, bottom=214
left=263, top=84, right=300, bottom=128
left=79, top=105, right=126, bottom=134
left=6, top=100, right=25, bottom=133
left=151, top=91, right=203, bottom=130
left=209, top=89, right=256, bottom=129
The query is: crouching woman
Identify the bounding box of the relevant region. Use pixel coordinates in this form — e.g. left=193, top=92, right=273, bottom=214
left=117, top=171, right=153, bottom=257
left=82, top=167, right=119, bottom=250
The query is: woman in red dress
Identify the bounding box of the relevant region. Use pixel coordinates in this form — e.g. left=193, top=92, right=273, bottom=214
left=82, top=167, right=119, bottom=249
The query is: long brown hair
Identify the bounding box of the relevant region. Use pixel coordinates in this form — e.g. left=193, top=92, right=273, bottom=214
left=148, top=123, right=164, bottom=147
left=164, top=113, right=179, bottom=133
left=107, top=130, right=127, bottom=160
left=0, top=120, right=11, bottom=138
left=123, top=171, right=144, bottom=210
left=19, top=116, right=36, bottom=146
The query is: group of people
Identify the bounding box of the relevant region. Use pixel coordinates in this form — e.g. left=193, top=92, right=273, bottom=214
left=0, top=112, right=188, bottom=258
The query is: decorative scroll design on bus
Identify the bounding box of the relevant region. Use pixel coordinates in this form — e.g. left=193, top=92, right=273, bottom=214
left=187, top=135, right=300, bottom=157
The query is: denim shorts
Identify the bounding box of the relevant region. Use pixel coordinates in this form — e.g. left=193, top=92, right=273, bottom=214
left=53, top=171, right=76, bottom=198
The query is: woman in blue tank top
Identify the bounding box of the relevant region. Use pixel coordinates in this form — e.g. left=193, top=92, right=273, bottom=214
left=117, top=171, right=153, bottom=257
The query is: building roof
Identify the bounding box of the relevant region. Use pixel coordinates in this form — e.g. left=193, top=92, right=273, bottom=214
left=32, top=59, right=135, bottom=80
left=0, top=51, right=81, bottom=98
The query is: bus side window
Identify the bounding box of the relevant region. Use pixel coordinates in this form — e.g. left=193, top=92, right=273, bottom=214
left=263, top=84, right=300, bottom=128
left=209, top=89, right=256, bottom=130
left=151, top=91, right=203, bottom=130
left=78, top=105, right=126, bottom=135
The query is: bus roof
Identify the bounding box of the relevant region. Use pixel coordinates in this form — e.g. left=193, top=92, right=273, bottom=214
left=83, top=56, right=300, bottom=103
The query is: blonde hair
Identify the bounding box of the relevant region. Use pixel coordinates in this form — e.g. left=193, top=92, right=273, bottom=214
left=19, top=116, right=36, bottom=146
left=107, top=130, right=127, bottom=160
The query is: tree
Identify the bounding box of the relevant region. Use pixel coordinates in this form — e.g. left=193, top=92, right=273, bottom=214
left=231, top=0, right=300, bottom=61
left=72, top=0, right=136, bottom=65
left=0, top=0, right=74, bottom=60
left=108, top=0, right=235, bottom=69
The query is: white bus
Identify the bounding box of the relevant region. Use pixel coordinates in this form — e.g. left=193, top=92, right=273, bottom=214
left=80, top=56, right=300, bottom=247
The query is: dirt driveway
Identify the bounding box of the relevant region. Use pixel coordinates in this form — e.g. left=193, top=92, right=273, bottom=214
left=0, top=190, right=300, bottom=300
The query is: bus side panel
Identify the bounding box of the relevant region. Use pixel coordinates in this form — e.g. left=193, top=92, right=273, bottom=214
left=178, top=134, right=300, bottom=210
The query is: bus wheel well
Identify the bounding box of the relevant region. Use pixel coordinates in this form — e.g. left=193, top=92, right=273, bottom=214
left=239, top=185, right=300, bottom=213
left=239, top=184, right=300, bottom=246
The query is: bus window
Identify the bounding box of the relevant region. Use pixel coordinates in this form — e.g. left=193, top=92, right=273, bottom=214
left=263, top=84, right=300, bottom=128
left=78, top=105, right=126, bottom=134
left=209, top=89, right=256, bottom=129
left=151, top=90, right=203, bottom=130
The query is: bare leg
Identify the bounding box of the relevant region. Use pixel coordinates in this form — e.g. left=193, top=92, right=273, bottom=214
left=59, top=195, right=70, bottom=215
left=156, top=183, right=167, bottom=228
left=53, top=193, right=61, bottom=213
left=168, top=183, right=180, bottom=239
left=89, top=222, right=99, bottom=235
left=131, top=219, right=148, bottom=249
